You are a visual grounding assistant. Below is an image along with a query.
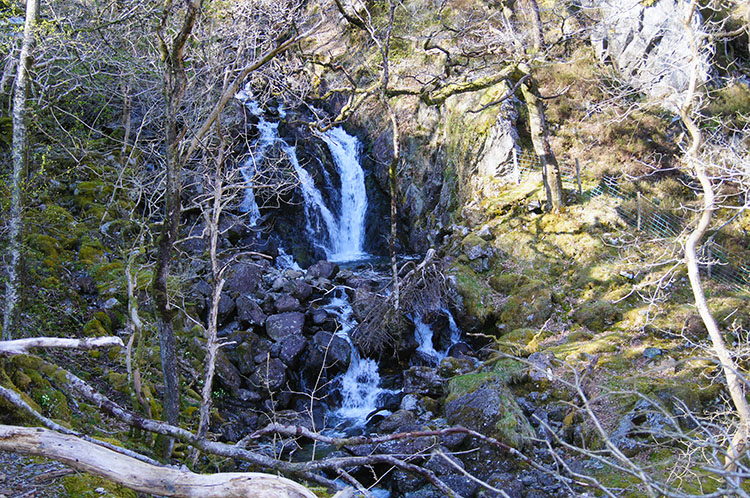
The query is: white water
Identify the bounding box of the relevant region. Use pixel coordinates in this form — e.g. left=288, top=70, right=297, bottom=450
left=413, top=308, right=463, bottom=366
left=235, top=95, right=369, bottom=261
left=325, top=292, right=384, bottom=423
left=321, top=127, right=368, bottom=262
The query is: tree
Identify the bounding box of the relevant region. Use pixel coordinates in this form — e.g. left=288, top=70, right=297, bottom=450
left=3, top=0, right=40, bottom=340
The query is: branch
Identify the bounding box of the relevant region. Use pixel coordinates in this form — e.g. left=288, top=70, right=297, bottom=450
left=0, top=425, right=318, bottom=498
left=182, top=21, right=322, bottom=163
left=0, top=337, right=124, bottom=356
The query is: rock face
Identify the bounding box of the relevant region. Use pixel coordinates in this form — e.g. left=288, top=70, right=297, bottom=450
left=591, top=0, right=709, bottom=111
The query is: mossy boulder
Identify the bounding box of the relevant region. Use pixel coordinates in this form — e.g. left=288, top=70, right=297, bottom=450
left=445, top=372, right=534, bottom=449
left=573, top=300, right=622, bottom=331
left=79, top=236, right=105, bottom=265
left=450, top=263, right=497, bottom=324
left=497, top=279, right=554, bottom=331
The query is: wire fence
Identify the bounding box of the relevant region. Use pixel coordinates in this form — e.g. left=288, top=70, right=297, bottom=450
left=508, top=149, right=750, bottom=294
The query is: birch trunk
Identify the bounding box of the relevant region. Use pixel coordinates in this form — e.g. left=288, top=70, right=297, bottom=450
left=3, top=0, right=39, bottom=340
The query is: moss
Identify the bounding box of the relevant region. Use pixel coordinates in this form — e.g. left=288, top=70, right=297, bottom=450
left=62, top=473, right=137, bottom=498
left=83, top=318, right=108, bottom=337
left=449, top=263, right=496, bottom=322
left=79, top=236, right=105, bottom=265
left=497, top=279, right=554, bottom=330
left=573, top=300, right=622, bottom=331
left=106, top=371, right=129, bottom=393
left=550, top=331, right=625, bottom=361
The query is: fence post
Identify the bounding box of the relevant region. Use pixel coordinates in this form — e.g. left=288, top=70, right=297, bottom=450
left=513, top=148, right=520, bottom=185
left=637, top=191, right=642, bottom=231
left=575, top=158, right=582, bottom=196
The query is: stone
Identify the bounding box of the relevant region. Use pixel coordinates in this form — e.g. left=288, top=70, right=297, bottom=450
left=403, top=366, right=444, bottom=397
left=445, top=374, right=535, bottom=449
left=250, top=357, right=287, bottom=391
left=311, top=309, right=328, bottom=325
left=311, top=331, right=351, bottom=370
left=279, top=334, right=307, bottom=365
left=643, top=347, right=662, bottom=360
left=236, top=295, right=266, bottom=327
left=591, top=0, right=709, bottom=112
left=225, top=262, right=262, bottom=296
left=265, top=312, right=305, bottom=341
left=215, top=349, right=242, bottom=394
left=215, top=292, right=235, bottom=324
left=274, top=294, right=300, bottom=313
left=292, top=280, right=313, bottom=301
left=306, top=260, right=339, bottom=280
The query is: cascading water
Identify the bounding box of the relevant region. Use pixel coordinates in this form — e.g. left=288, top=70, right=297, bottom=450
left=412, top=308, right=463, bottom=366
left=320, top=128, right=368, bottom=262
left=235, top=94, right=368, bottom=261
left=324, top=291, right=384, bottom=423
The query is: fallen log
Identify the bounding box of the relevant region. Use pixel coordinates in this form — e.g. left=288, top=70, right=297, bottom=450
left=0, top=337, right=123, bottom=355
left=0, top=425, right=317, bottom=498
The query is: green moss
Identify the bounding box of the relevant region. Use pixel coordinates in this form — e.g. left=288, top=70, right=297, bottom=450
left=62, top=474, right=137, bottom=498
left=573, top=300, right=622, bottom=331
left=79, top=236, right=105, bottom=265
left=83, top=318, right=108, bottom=337
left=449, top=263, right=496, bottom=322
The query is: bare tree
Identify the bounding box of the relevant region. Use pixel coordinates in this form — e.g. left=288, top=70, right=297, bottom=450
left=3, top=0, right=40, bottom=340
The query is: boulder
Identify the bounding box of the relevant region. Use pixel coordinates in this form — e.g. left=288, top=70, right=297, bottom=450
left=279, top=334, right=307, bottom=365
left=225, top=262, right=262, bottom=296
left=214, top=292, right=235, bottom=325
left=445, top=373, right=535, bottom=449
left=215, top=349, right=242, bottom=395
left=311, top=331, right=351, bottom=369
left=306, top=260, right=339, bottom=280
left=249, top=357, right=287, bottom=392
left=274, top=294, right=300, bottom=313
left=403, top=366, right=444, bottom=397
left=265, top=312, right=305, bottom=341
left=236, top=295, right=266, bottom=327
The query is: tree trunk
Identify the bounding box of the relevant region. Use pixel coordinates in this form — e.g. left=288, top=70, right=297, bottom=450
left=0, top=425, right=318, bottom=498
left=152, top=0, right=203, bottom=455
left=680, top=0, right=750, bottom=484
left=520, top=71, right=564, bottom=211
left=3, top=0, right=39, bottom=341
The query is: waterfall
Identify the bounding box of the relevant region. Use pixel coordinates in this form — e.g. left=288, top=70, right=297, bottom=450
left=235, top=96, right=369, bottom=262
left=324, top=291, right=384, bottom=424
left=321, top=127, right=368, bottom=262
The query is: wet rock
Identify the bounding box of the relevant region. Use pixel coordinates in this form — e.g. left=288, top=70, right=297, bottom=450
left=403, top=366, right=444, bottom=397
left=225, top=262, right=262, bottom=296
left=265, top=312, right=305, bottom=341
left=279, top=334, right=307, bottom=365
left=310, top=331, right=351, bottom=370
left=236, top=296, right=267, bottom=327
left=483, top=472, right=525, bottom=498
left=447, top=342, right=473, bottom=358
left=378, top=409, right=417, bottom=433
left=306, top=260, right=339, bottom=280
left=274, top=294, right=300, bottom=312
left=311, top=309, right=328, bottom=325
